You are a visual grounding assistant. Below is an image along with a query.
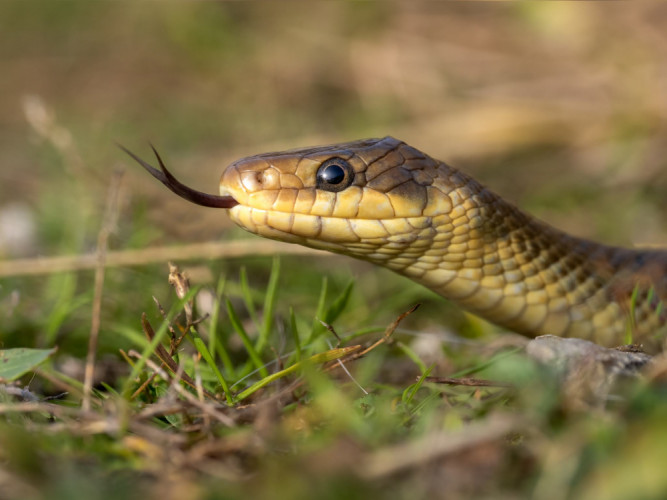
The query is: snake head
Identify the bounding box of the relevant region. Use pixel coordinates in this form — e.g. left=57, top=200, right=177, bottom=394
left=213, top=137, right=461, bottom=262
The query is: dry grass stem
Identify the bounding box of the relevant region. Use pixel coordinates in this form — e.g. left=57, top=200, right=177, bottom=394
left=317, top=305, right=420, bottom=377
left=168, top=262, right=193, bottom=324
left=128, top=350, right=235, bottom=427
left=355, top=304, right=420, bottom=358
left=22, top=95, right=86, bottom=179
left=130, top=314, right=217, bottom=401
left=425, top=376, right=514, bottom=388
left=319, top=320, right=342, bottom=345
left=360, top=414, right=522, bottom=480
left=193, top=354, right=210, bottom=429
left=83, top=170, right=125, bottom=412
left=0, top=240, right=325, bottom=278
left=34, top=369, right=85, bottom=399
left=0, top=401, right=78, bottom=417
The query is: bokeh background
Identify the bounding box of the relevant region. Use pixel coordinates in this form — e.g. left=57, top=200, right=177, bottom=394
left=2, top=3, right=667, bottom=500
left=1, top=1, right=666, bottom=354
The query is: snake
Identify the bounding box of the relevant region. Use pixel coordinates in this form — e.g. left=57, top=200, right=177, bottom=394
left=121, top=136, right=667, bottom=351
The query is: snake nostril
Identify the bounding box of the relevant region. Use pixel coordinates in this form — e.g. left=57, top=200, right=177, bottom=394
left=241, top=170, right=264, bottom=192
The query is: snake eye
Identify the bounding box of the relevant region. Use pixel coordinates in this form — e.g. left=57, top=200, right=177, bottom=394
left=316, top=158, right=354, bottom=192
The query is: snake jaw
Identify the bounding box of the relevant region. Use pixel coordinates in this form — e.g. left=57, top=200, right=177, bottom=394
left=218, top=185, right=235, bottom=200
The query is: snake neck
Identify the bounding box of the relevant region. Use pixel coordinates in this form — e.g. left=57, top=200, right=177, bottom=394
left=374, top=173, right=667, bottom=348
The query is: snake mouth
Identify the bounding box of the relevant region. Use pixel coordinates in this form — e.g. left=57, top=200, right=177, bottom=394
left=119, top=144, right=239, bottom=209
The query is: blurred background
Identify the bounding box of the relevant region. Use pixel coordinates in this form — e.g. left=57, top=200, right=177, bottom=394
left=1, top=2, right=666, bottom=353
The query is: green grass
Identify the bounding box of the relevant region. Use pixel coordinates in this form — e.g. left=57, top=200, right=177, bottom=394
left=3, top=251, right=667, bottom=500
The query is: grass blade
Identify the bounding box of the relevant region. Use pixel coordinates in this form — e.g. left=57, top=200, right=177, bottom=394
left=323, top=280, right=354, bottom=324
left=189, top=325, right=233, bottom=405
left=307, top=277, right=328, bottom=344
left=226, top=298, right=268, bottom=378
left=256, top=256, right=280, bottom=353
left=236, top=345, right=361, bottom=401
left=289, top=306, right=301, bottom=362
left=625, top=284, right=640, bottom=344
left=395, top=341, right=428, bottom=374
left=239, top=266, right=259, bottom=327
left=402, top=364, right=434, bottom=406
left=120, top=288, right=198, bottom=399
left=208, top=276, right=236, bottom=379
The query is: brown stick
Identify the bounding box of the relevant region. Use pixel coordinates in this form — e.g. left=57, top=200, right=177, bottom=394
left=83, top=170, right=124, bottom=412
left=0, top=240, right=325, bottom=278
left=425, top=376, right=513, bottom=388
left=128, top=350, right=235, bottom=427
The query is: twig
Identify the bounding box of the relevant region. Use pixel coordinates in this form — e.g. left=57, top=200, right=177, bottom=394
left=83, top=170, right=124, bottom=412
left=193, top=354, right=210, bottom=430
left=425, top=376, right=513, bottom=388
left=151, top=296, right=189, bottom=350
left=130, top=314, right=218, bottom=401
left=0, top=240, right=324, bottom=278
left=360, top=414, right=522, bottom=479
left=317, top=305, right=419, bottom=375
left=128, top=350, right=235, bottom=427
left=350, top=304, right=420, bottom=359
left=324, top=338, right=368, bottom=395
left=168, top=262, right=193, bottom=324
left=22, top=95, right=87, bottom=180
left=319, top=319, right=342, bottom=345
left=34, top=368, right=84, bottom=399
left=0, top=401, right=77, bottom=417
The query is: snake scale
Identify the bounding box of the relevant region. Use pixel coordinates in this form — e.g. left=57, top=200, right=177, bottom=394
left=123, top=136, right=667, bottom=351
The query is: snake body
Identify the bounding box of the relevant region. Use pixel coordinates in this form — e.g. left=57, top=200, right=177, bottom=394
left=125, top=137, right=667, bottom=350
